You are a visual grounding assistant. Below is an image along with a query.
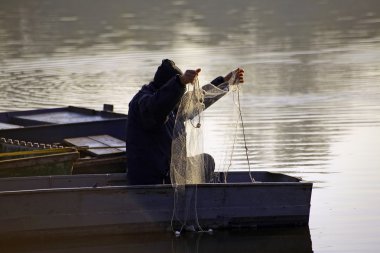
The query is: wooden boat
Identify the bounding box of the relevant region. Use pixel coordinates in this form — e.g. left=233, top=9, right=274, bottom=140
left=0, top=105, right=128, bottom=143
left=0, top=105, right=127, bottom=175
left=0, top=171, right=312, bottom=238
left=0, top=106, right=313, bottom=237
left=0, top=134, right=126, bottom=176
left=0, top=149, right=79, bottom=178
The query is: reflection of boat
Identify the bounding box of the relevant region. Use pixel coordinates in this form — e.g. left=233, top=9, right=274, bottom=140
left=0, top=227, right=313, bottom=253
left=173, top=227, right=313, bottom=253
left=0, top=171, right=312, bottom=238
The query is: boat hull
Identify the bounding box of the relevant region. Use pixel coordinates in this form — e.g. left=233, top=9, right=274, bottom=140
left=0, top=172, right=312, bottom=238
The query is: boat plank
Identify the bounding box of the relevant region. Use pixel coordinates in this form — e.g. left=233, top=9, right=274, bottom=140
left=0, top=152, right=79, bottom=177
left=0, top=173, right=127, bottom=191
left=64, top=136, right=122, bottom=156
left=12, top=111, right=108, bottom=124
left=88, top=135, right=126, bottom=152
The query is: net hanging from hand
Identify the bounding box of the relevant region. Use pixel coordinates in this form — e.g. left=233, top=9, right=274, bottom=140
left=169, top=70, right=254, bottom=233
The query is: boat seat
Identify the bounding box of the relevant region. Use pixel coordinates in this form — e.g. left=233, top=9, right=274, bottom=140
left=64, top=135, right=126, bottom=156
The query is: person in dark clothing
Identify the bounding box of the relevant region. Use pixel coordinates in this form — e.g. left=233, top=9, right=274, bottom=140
left=126, top=59, right=244, bottom=185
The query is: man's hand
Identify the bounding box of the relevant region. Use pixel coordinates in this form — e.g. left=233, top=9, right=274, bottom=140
left=224, top=68, right=244, bottom=84
left=180, top=69, right=201, bottom=85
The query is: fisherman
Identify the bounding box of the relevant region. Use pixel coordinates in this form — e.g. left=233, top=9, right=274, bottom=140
left=126, top=59, right=244, bottom=185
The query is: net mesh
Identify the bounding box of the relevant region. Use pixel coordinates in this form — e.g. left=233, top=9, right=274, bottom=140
left=169, top=70, right=252, bottom=232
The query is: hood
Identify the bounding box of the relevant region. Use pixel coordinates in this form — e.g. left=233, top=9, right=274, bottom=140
left=152, top=59, right=183, bottom=89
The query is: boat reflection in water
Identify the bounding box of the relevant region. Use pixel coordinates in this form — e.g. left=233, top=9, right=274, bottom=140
left=2, top=227, right=312, bottom=253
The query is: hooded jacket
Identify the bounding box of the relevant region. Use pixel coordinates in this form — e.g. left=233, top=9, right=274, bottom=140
left=126, top=75, right=185, bottom=185
left=126, top=60, right=225, bottom=185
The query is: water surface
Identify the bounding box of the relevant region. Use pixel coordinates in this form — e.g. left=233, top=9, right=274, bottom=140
left=1, top=0, right=380, bottom=252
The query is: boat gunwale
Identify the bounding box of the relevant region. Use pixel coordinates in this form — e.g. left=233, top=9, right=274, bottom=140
left=0, top=180, right=313, bottom=196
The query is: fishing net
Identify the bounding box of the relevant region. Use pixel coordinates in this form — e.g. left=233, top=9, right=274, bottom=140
left=216, top=81, right=256, bottom=183
left=170, top=70, right=253, bottom=233
left=170, top=80, right=225, bottom=186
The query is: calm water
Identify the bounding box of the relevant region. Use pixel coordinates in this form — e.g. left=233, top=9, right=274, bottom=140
left=1, top=0, right=380, bottom=252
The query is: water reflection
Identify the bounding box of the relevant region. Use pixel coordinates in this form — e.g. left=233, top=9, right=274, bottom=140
left=1, top=0, right=380, bottom=58
left=1, top=227, right=313, bottom=253
left=1, top=0, right=380, bottom=252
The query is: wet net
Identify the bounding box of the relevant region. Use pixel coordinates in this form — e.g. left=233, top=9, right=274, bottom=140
left=170, top=70, right=254, bottom=233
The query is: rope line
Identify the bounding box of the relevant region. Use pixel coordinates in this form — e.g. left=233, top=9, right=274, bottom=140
left=0, top=145, right=126, bottom=158
left=236, top=86, right=255, bottom=183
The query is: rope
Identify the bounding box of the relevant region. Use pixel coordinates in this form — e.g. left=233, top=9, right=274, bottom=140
left=227, top=70, right=255, bottom=183
left=236, top=86, right=255, bottom=183
left=223, top=91, right=240, bottom=183
left=194, top=184, right=205, bottom=232
left=0, top=145, right=126, bottom=158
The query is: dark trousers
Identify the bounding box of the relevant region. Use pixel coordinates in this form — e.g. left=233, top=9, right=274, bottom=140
left=127, top=153, right=215, bottom=185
